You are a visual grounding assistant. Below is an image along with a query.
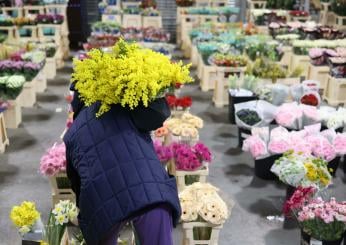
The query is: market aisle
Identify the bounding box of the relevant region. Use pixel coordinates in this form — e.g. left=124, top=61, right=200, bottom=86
left=0, top=64, right=72, bottom=244
left=1, top=61, right=346, bottom=244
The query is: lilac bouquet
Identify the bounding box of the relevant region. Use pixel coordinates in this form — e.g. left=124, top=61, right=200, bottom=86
left=23, top=62, right=40, bottom=81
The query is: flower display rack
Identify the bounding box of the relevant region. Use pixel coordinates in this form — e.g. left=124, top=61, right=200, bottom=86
left=320, top=2, right=332, bottom=25
left=23, top=5, right=45, bottom=18
left=49, top=172, right=75, bottom=206
left=44, top=56, right=57, bottom=79
left=213, top=66, right=246, bottom=107
left=290, top=54, right=310, bottom=78
left=246, top=0, right=267, bottom=23
left=0, top=26, right=17, bottom=41
left=175, top=167, right=209, bottom=192
left=142, top=16, right=162, bottom=28
left=323, top=75, right=346, bottom=106
left=1, top=7, right=24, bottom=18
left=200, top=62, right=217, bottom=92
left=306, top=64, right=329, bottom=95
left=122, top=14, right=142, bottom=28
left=122, top=1, right=142, bottom=9
left=280, top=46, right=293, bottom=69
left=34, top=70, right=47, bottom=93
left=182, top=222, right=223, bottom=245
left=4, top=98, right=22, bottom=129
left=19, top=81, right=36, bottom=108
left=0, top=113, right=9, bottom=154
left=191, top=44, right=199, bottom=67
left=288, top=15, right=311, bottom=22
left=101, top=14, right=122, bottom=24
left=333, top=13, right=346, bottom=30
left=37, top=24, right=62, bottom=45
left=15, top=25, right=39, bottom=42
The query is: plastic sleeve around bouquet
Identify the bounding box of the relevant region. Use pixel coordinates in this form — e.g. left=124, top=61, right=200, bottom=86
left=234, top=100, right=277, bottom=130
left=270, top=84, right=289, bottom=106
left=275, top=102, right=303, bottom=130
left=130, top=97, right=171, bottom=132
left=270, top=158, right=307, bottom=187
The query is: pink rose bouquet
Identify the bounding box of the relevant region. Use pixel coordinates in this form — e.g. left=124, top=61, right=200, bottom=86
left=334, top=133, right=346, bottom=155
left=275, top=103, right=303, bottom=130
left=39, top=143, right=66, bottom=176
left=242, top=135, right=268, bottom=159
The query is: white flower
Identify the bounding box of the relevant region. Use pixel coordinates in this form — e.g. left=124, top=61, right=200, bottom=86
left=18, top=225, right=31, bottom=236
left=55, top=213, right=68, bottom=225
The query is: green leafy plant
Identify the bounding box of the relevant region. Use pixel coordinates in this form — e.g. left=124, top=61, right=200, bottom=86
left=331, top=0, right=346, bottom=16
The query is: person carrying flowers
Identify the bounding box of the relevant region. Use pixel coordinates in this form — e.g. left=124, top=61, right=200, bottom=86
left=64, top=40, right=193, bottom=245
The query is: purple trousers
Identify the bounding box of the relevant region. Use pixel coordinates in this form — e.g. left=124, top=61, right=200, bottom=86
left=100, top=204, right=173, bottom=245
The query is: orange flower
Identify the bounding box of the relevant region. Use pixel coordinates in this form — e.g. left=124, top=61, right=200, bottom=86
left=155, top=126, right=168, bottom=137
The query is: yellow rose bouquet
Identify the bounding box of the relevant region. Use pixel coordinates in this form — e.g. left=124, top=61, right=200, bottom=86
left=72, top=39, right=193, bottom=117
left=10, top=201, right=41, bottom=236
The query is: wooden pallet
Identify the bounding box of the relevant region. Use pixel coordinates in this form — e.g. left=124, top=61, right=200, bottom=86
left=323, top=75, right=346, bottom=106
left=3, top=98, right=22, bottom=129
left=213, top=67, right=246, bottom=107
left=182, top=222, right=223, bottom=245
left=0, top=113, right=9, bottom=154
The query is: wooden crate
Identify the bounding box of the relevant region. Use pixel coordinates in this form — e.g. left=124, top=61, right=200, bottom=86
left=102, top=14, right=122, bottom=24
left=200, top=63, right=217, bottom=92
left=213, top=67, right=246, bottom=107
left=1, top=7, right=24, bottom=18
left=334, top=13, right=346, bottom=30
left=3, top=98, right=22, bottom=129
left=280, top=46, right=293, bottom=69
left=320, top=2, right=332, bottom=25
left=0, top=26, right=16, bottom=41
left=323, top=75, right=346, bottom=106
left=122, top=1, right=141, bottom=9
left=15, top=25, right=39, bottom=42
left=34, top=70, right=47, bottom=93
left=191, top=44, right=199, bottom=67
left=0, top=113, right=9, bottom=154
left=197, top=52, right=204, bottom=80
left=23, top=5, right=45, bottom=18
left=44, top=57, right=57, bottom=79
left=122, top=14, right=142, bottom=28
left=290, top=54, right=310, bottom=78
left=49, top=172, right=75, bottom=206
left=19, top=82, right=36, bottom=107
left=37, top=24, right=62, bottom=45
left=142, top=16, right=162, bottom=28
left=175, top=167, right=209, bottom=192
left=182, top=222, right=223, bottom=245
left=306, top=64, right=329, bottom=95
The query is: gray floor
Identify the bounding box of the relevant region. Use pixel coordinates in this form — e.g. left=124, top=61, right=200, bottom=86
left=1, top=60, right=346, bottom=245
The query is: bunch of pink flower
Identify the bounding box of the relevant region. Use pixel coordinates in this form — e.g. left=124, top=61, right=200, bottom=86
left=39, top=143, right=66, bottom=176
left=306, top=135, right=336, bottom=161
left=283, top=186, right=316, bottom=216
left=334, top=133, right=346, bottom=155
left=153, top=140, right=173, bottom=164
left=171, top=142, right=212, bottom=171
left=242, top=135, right=268, bottom=159
left=298, top=197, right=346, bottom=223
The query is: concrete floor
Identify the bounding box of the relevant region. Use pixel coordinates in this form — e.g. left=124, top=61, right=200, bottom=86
left=1, top=59, right=346, bottom=245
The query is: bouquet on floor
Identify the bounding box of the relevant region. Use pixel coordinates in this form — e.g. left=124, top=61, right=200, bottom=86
left=163, top=112, right=203, bottom=141
left=10, top=201, right=42, bottom=237
left=44, top=200, right=78, bottom=245
left=234, top=100, right=277, bottom=130
left=0, top=75, right=26, bottom=100
left=286, top=193, right=346, bottom=243
left=39, top=142, right=66, bottom=176
left=271, top=151, right=332, bottom=189
left=275, top=102, right=320, bottom=130
left=72, top=39, right=193, bottom=117
left=179, top=183, right=230, bottom=225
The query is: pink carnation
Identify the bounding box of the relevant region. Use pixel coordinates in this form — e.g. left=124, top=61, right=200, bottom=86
left=39, top=143, right=66, bottom=176
left=268, top=139, right=290, bottom=154
left=334, top=133, right=346, bottom=155
left=243, top=135, right=267, bottom=159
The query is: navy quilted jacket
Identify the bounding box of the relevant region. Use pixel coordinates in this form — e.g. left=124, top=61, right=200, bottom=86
left=63, top=103, right=181, bottom=245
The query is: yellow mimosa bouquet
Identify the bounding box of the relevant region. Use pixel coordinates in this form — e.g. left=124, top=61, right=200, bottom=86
left=72, top=39, right=193, bottom=116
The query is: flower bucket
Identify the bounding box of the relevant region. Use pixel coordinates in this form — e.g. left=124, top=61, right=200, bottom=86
left=301, top=230, right=345, bottom=245
left=254, top=154, right=281, bottom=180
left=228, top=92, right=258, bottom=124
left=238, top=127, right=251, bottom=148
left=328, top=157, right=340, bottom=177
left=182, top=222, right=223, bottom=245
left=286, top=185, right=296, bottom=201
